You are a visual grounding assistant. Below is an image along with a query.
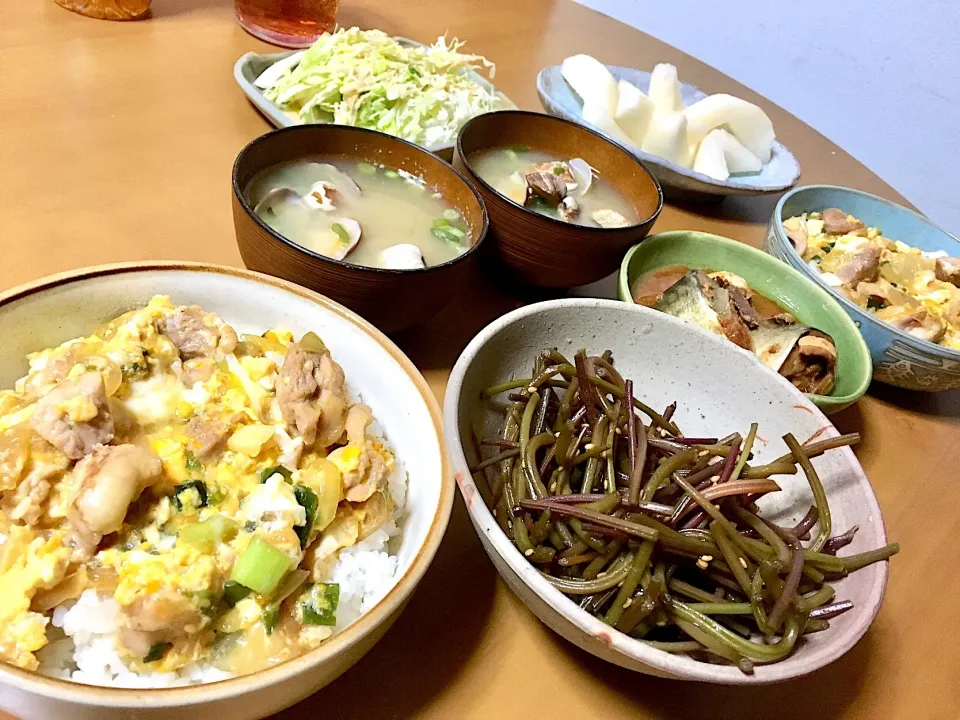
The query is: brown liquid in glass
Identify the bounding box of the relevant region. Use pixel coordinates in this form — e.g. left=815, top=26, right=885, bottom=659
left=235, top=0, right=339, bottom=49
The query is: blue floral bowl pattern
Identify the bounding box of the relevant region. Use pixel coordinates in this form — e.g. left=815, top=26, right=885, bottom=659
left=766, top=185, right=960, bottom=392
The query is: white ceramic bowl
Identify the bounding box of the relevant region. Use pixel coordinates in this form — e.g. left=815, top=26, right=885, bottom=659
left=0, top=263, right=453, bottom=720
left=444, top=298, right=890, bottom=684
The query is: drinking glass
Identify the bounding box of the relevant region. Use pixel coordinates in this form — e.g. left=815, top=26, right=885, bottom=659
left=235, top=0, right=339, bottom=49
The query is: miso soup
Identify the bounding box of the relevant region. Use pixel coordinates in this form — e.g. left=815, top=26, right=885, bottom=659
left=247, top=158, right=470, bottom=270
left=468, top=148, right=637, bottom=228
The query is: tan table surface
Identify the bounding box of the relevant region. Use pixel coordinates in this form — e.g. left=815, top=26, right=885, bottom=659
left=1, top=1, right=958, bottom=718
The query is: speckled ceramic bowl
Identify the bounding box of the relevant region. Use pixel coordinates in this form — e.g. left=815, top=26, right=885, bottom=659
left=0, top=263, right=453, bottom=720
left=537, top=65, right=800, bottom=199
left=444, top=298, right=890, bottom=684
left=766, top=185, right=960, bottom=391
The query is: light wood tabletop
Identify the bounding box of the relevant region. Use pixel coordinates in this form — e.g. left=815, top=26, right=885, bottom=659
left=1, top=1, right=957, bottom=719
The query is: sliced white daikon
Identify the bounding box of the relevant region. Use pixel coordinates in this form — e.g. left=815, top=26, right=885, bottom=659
left=647, top=63, right=683, bottom=112
left=640, top=110, right=691, bottom=167
left=614, top=79, right=655, bottom=143
left=683, top=94, right=775, bottom=163
left=582, top=101, right=635, bottom=147
left=561, top=54, right=619, bottom=115
left=692, top=130, right=729, bottom=181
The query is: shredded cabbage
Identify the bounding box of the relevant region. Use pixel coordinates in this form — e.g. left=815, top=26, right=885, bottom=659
left=256, top=27, right=503, bottom=147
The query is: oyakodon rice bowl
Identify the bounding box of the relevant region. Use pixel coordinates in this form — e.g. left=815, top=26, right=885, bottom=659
left=0, top=264, right=450, bottom=720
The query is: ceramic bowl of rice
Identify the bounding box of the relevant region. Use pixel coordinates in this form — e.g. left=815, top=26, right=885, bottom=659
left=0, top=263, right=452, bottom=720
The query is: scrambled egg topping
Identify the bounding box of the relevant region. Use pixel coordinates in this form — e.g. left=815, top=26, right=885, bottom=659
left=0, top=296, right=395, bottom=674
left=785, top=212, right=960, bottom=349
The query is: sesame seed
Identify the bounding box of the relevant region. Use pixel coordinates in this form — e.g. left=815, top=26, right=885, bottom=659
left=701, top=555, right=714, bottom=562
left=527, top=385, right=537, bottom=394
left=555, top=431, right=561, bottom=438
left=622, top=598, right=633, bottom=609
left=584, top=443, right=596, bottom=451
left=524, top=548, right=534, bottom=557
left=549, top=482, right=557, bottom=492
left=615, top=427, right=622, bottom=435
left=696, top=559, right=709, bottom=570
left=739, top=557, right=748, bottom=569
left=698, top=450, right=709, bottom=457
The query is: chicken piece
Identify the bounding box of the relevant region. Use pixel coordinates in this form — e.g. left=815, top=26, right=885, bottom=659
left=186, top=414, right=234, bottom=459
left=934, top=257, right=960, bottom=287
left=524, top=171, right=567, bottom=205
left=276, top=335, right=348, bottom=447
left=822, top=208, right=865, bottom=235
left=875, top=305, right=946, bottom=343
left=66, top=444, right=162, bottom=551
left=835, top=245, right=881, bottom=286
left=31, top=372, right=114, bottom=459
left=119, top=590, right=203, bottom=654
left=338, top=406, right=390, bottom=503
left=8, top=461, right=66, bottom=525
left=0, top=427, right=29, bottom=492
left=157, top=306, right=238, bottom=361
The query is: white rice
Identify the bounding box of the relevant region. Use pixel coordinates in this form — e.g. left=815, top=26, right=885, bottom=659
left=37, top=457, right=407, bottom=688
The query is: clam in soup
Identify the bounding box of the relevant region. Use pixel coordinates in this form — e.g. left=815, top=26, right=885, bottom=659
left=247, top=158, right=471, bottom=270
left=467, top=147, right=638, bottom=228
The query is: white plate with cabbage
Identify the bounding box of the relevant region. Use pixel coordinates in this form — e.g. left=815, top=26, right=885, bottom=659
left=235, top=27, right=515, bottom=159
left=537, top=56, right=800, bottom=198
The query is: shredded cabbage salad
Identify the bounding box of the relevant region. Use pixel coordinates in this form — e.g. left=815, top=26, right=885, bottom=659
left=255, top=27, right=503, bottom=147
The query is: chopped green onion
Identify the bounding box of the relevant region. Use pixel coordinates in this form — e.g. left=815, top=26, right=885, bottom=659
left=509, top=144, right=530, bottom=153
left=297, top=583, right=340, bottom=626
left=431, top=227, right=464, bottom=247
left=179, top=515, right=239, bottom=553
left=293, top=485, right=318, bottom=549
left=384, top=170, right=400, bottom=179
left=431, top=217, right=450, bottom=229
left=331, top=222, right=350, bottom=244
left=551, top=165, right=565, bottom=176
left=143, top=642, right=171, bottom=663
left=207, top=486, right=226, bottom=506
left=442, top=208, right=461, bottom=222
left=184, top=450, right=203, bottom=474
left=173, top=480, right=208, bottom=511
left=258, top=465, right=292, bottom=484
left=230, top=537, right=292, bottom=595
left=221, top=580, right=251, bottom=608
left=262, top=604, right=281, bottom=634
left=357, top=162, right=377, bottom=175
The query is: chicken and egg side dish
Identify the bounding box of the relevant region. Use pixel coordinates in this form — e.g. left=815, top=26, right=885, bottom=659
left=784, top=210, right=960, bottom=349
left=0, top=297, right=401, bottom=685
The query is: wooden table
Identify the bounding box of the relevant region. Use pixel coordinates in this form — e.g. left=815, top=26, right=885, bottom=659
left=1, top=1, right=957, bottom=718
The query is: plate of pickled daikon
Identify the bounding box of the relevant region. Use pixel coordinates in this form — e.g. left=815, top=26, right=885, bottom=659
left=537, top=56, right=801, bottom=198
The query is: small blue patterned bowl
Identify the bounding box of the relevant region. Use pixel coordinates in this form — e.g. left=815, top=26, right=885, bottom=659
left=766, top=185, right=960, bottom=391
